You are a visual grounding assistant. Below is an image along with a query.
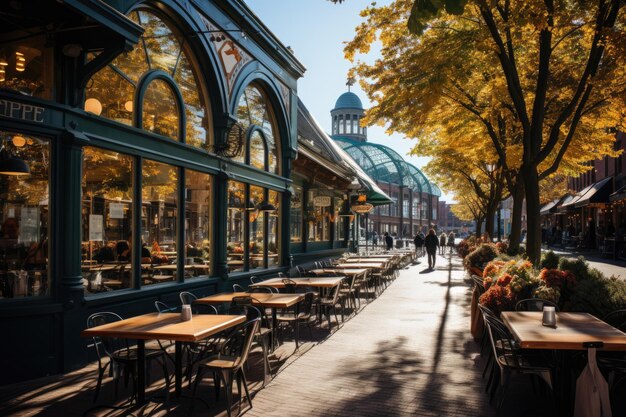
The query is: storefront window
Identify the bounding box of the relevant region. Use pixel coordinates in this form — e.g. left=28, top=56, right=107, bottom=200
left=0, top=132, right=49, bottom=299
left=307, top=191, right=330, bottom=242
left=142, top=160, right=178, bottom=285
left=82, top=147, right=134, bottom=294
left=290, top=187, right=303, bottom=243
left=249, top=185, right=264, bottom=270
left=235, top=84, right=279, bottom=174
left=335, top=197, right=344, bottom=241
left=0, top=35, right=53, bottom=99
left=227, top=181, right=280, bottom=272
left=142, top=79, right=179, bottom=140
left=267, top=190, right=279, bottom=267
left=249, top=131, right=266, bottom=171
left=185, top=170, right=211, bottom=277
left=227, top=181, right=245, bottom=272
left=85, top=9, right=210, bottom=148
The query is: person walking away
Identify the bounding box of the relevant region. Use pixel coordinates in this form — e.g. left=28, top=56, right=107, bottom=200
left=384, top=232, right=394, bottom=251
left=418, top=231, right=425, bottom=256
left=447, top=231, right=455, bottom=254
left=439, top=232, right=447, bottom=255
left=413, top=233, right=424, bottom=258
left=372, top=231, right=378, bottom=246
left=424, top=229, right=439, bottom=269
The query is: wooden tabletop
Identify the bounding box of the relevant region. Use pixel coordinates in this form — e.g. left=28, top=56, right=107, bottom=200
left=310, top=268, right=369, bottom=276
left=334, top=262, right=385, bottom=269
left=249, top=277, right=345, bottom=289
left=81, top=313, right=245, bottom=343
left=343, top=258, right=393, bottom=263
left=196, top=292, right=304, bottom=308
left=501, top=311, right=626, bottom=351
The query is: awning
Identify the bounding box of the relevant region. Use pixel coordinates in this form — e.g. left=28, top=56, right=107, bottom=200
left=557, top=194, right=581, bottom=213
left=574, top=177, right=613, bottom=208
left=610, top=184, right=626, bottom=202
left=540, top=198, right=562, bottom=216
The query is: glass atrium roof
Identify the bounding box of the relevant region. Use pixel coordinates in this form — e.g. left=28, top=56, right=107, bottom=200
left=334, top=136, right=441, bottom=197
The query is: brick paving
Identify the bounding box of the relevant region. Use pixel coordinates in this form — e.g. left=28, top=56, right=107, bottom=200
left=1, top=252, right=558, bottom=417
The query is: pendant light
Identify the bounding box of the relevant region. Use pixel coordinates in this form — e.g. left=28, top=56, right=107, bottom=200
left=0, top=141, right=30, bottom=175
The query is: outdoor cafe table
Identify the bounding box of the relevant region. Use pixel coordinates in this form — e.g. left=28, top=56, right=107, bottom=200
left=501, top=311, right=626, bottom=416
left=81, top=312, right=245, bottom=404
left=309, top=268, right=369, bottom=277
left=249, top=276, right=345, bottom=289
left=195, top=292, right=305, bottom=348
left=334, top=262, right=386, bottom=269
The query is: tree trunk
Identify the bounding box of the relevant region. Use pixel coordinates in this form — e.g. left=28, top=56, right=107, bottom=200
left=507, top=178, right=525, bottom=255
left=484, top=203, right=496, bottom=239
left=523, top=166, right=542, bottom=264
left=475, top=217, right=484, bottom=238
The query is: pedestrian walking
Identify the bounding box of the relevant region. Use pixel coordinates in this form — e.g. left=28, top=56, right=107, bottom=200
left=372, top=231, right=378, bottom=246
left=418, top=231, right=425, bottom=257
left=424, top=229, right=439, bottom=269
left=447, top=231, right=455, bottom=254
left=384, top=232, right=394, bottom=251
left=439, top=232, right=447, bottom=255
left=413, top=233, right=424, bottom=258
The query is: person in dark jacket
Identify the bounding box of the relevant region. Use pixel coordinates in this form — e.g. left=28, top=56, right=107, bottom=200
left=424, top=228, right=439, bottom=269
left=413, top=233, right=424, bottom=258
left=384, top=232, right=394, bottom=251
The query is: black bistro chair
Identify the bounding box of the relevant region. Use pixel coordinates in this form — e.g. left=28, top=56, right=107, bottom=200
left=86, top=312, right=170, bottom=404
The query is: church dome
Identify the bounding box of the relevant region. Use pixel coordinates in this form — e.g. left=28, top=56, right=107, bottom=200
left=333, top=92, right=363, bottom=110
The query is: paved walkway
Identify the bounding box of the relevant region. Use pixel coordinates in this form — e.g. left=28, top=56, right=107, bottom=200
left=2, top=253, right=553, bottom=417
left=248, top=254, right=495, bottom=417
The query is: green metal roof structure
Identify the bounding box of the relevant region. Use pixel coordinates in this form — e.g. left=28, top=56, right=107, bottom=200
left=333, top=92, right=363, bottom=110
left=333, top=136, right=440, bottom=197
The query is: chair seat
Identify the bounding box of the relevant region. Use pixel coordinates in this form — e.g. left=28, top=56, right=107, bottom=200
left=199, top=354, right=238, bottom=369
left=497, top=353, right=551, bottom=371
left=276, top=312, right=309, bottom=322
left=112, top=347, right=164, bottom=363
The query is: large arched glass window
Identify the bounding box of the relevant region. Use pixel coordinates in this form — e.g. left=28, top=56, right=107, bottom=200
left=235, top=84, right=279, bottom=174
left=85, top=9, right=210, bottom=148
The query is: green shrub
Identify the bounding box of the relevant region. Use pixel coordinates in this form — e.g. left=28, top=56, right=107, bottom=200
left=558, top=256, right=592, bottom=281
left=540, top=251, right=561, bottom=270
left=464, top=243, right=499, bottom=270
left=569, top=268, right=626, bottom=317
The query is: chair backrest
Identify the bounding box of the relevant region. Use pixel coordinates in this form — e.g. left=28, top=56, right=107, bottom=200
left=281, top=278, right=297, bottom=294
left=472, top=276, right=485, bottom=295
left=250, top=276, right=262, bottom=284
left=299, top=292, right=315, bottom=316
left=603, top=309, right=626, bottom=332
left=247, top=286, right=273, bottom=293
left=220, top=318, right=260, bottom=370
left=86, top=312, right=128, bottom=360
left=233, top=283, right=246, bottom=292
left=483, top=314, right=522, bottom=368
left=155, top=301, right=176, bottom=313
left=179, top=291, right=197, bottom=305
left=515, top=298, right=559, bottom=312
left=295, top=265, right=306, bottom=277
left=229, top=296, right=262, bottom=321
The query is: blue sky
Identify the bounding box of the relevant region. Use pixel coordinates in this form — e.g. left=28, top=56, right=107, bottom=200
left=245, top=0, right=454, bottom=203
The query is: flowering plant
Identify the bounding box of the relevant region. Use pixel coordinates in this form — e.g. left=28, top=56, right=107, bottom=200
left=479, top=285, right=516, bottom=316
left=463, top=243, right=499, bottom=271
left=495, top=241, right=509, bottom=254
left=483, top=260, right=506, bottom=280
left=538, top=268, right=576, bottom=289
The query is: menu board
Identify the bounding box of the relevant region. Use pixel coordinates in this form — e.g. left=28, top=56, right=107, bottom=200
left=89, top=214, right=103, bottom=241
left=110, top=203, right=124, bottom=219
left=19, top=207, right=39, bottom=244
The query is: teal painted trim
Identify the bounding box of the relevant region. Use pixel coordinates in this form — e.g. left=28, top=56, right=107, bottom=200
left=176, top=167, right=185, bottom=283
left=133, top=70, right=187, bottom=143
left=230, top=67, right=292, bottom=168
left=65, top=0, right=144, bottom=43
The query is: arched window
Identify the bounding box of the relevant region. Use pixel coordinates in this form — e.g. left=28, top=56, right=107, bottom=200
left=85, top=9, right=211, bottom=149
left=338, top=115, right=344, bottom=134
left=235, top=84, right=280, bottom=174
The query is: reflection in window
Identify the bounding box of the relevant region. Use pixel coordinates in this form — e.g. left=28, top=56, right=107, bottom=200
left=235, top=84, right=279, bottom=174
left=267, top=190, right=279, bottom=267
left=249, top=131, right=266, bottom=170
left=185, top=170, right=211, bottom=277
left=227, top=181, right=245, bottom=272
left=249, top=185, right=264, bottom=270
left=142, top=79, right=179, bottom=140
left=0, top=133, right=49, bottom=300
left=227, top=181, right=280, bottom=272
left=335, top=197, right=344, bottom=241
left=86, top=9, right=210, bottom=148
left=307, top=191, right=330, bottom=242
left=290, top=187, right=302, bottom=243
left=0, top=36, right=52, bottom=98
left=82, top=147, right=133, bottom=294
left=142, top=160, right=178, bottom=285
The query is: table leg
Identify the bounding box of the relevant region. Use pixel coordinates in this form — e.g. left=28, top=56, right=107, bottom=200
left=137, top=339, right=145, bottom=405
left=295, top=302, right=300, bottom=350
left=175, top=341, right=182, bottom=397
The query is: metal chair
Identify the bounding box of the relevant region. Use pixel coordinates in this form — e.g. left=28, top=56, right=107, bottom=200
left=86, top=312, right=169, bottom=404
left=318, top=284, right=341, bottom=330
left=515, top=298, right=559, bottom=312
left=276, top=291, right=315, bottom=348
left=179, top=291, right=218, bottom=315
left=233, top=283, right=246, bottom=292
left=190, top=318, right=261, bottom=417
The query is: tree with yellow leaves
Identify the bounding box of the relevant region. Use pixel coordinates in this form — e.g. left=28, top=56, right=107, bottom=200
left=344, top=0, right=625, bottom=263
